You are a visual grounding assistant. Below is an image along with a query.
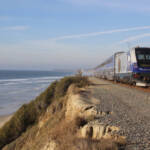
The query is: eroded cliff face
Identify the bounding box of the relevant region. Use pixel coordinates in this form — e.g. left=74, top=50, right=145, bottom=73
left=3, top=84, right=126, bottom=150
left=65, top=85, right=126, bottom=146
left=38, top=85, right=126, bottom=150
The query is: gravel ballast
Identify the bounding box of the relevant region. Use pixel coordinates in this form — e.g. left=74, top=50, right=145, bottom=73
left=89, top=77, right=150, bottom=150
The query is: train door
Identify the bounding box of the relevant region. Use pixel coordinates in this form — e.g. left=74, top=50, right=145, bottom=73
left=115, top=52, right=128, bottom=81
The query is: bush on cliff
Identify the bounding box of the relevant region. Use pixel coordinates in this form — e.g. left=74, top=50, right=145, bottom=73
left=0, top=76, right=90, bottom=149
left=55, top=76, right=90, bottom=98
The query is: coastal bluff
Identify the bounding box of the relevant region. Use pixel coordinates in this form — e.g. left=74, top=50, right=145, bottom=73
left=0, top=76, right=126, bottom=150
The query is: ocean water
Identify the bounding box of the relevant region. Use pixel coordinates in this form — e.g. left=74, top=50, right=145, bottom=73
left=0, top=70, right=72, bottom=116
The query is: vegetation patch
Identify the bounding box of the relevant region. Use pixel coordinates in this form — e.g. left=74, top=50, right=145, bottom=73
left=49, top=117, right=119, bottom=150
left=55, top=76, right=90, bottom=98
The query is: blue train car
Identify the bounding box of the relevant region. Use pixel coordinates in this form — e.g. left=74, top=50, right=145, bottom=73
left=95, top=47, right=150, bottom=86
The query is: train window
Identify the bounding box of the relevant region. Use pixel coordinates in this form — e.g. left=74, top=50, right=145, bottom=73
left=137, top=54, right=145, bottom=60
left=145, top=55, right=150, bottom=60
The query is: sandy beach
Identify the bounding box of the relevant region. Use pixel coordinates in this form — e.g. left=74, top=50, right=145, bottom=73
left=0, top=115, right=12, bottom=128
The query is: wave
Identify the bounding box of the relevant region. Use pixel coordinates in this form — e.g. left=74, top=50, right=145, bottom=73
left=0, top=76, right=63, bottom=82
left=0, top=75, right=66, bottom=115
left=0, top=76, right=63, bottom=86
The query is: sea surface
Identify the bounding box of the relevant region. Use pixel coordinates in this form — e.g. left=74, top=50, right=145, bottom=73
left=0, top=70, right=72, bottom=116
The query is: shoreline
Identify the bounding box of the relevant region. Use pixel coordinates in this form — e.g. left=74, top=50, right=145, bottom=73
left=0, top=114, right=13, bottom=128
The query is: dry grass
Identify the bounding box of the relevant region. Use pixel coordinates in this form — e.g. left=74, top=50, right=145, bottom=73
left=50, top=117, right=119, bottom=150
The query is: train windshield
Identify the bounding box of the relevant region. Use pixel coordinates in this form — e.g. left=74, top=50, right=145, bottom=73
left=135, top=48, right=150, bottom=67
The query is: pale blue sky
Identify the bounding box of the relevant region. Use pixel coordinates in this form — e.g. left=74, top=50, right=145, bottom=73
left=1, top=0, right=150, bottom=70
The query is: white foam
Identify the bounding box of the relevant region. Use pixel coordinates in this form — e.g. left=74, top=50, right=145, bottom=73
left=0, top=75, right=65, bottom=115
left=0, top=76, right=63, bottom=82
left=0, top=76, right=63, bottom=86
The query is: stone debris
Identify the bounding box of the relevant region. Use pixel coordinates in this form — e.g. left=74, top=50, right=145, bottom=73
left=78, top=120, right=126, bottom=145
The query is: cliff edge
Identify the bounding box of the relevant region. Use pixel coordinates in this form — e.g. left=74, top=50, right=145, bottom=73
left=0, top=76, right=126, bottom=150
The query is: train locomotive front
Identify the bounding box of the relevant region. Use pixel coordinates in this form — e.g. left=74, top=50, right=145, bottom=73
left=129, top=47, right=150, bottom=86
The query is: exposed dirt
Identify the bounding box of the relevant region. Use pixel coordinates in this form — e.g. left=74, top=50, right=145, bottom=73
left=88, top=77, right=150, bottom=150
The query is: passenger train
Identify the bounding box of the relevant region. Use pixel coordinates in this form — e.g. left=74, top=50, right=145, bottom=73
left=94, top=47, right=150, bottom=86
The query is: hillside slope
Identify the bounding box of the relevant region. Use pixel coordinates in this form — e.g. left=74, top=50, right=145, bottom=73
left=1, top=76, right=126, bottom=150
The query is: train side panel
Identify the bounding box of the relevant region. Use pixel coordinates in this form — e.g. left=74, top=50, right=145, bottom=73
left=114, top=52, right=132, bottom=83
left=115, top=52, right=128, bottom=74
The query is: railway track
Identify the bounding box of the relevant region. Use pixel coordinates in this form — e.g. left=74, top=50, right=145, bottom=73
left=95, top=77, right=150, bottom=93
left=112, top=80, right=150, bottom=92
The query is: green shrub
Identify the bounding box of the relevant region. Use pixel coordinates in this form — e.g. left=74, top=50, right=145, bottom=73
left=34, top=80, right=58, bottom=112
left=0, top=76, right=90, bottom=149
left=55, top=76, right=90, bottom=98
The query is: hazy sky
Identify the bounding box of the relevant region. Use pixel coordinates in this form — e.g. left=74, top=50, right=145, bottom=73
left=1, top=0, right=150, bottom=70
